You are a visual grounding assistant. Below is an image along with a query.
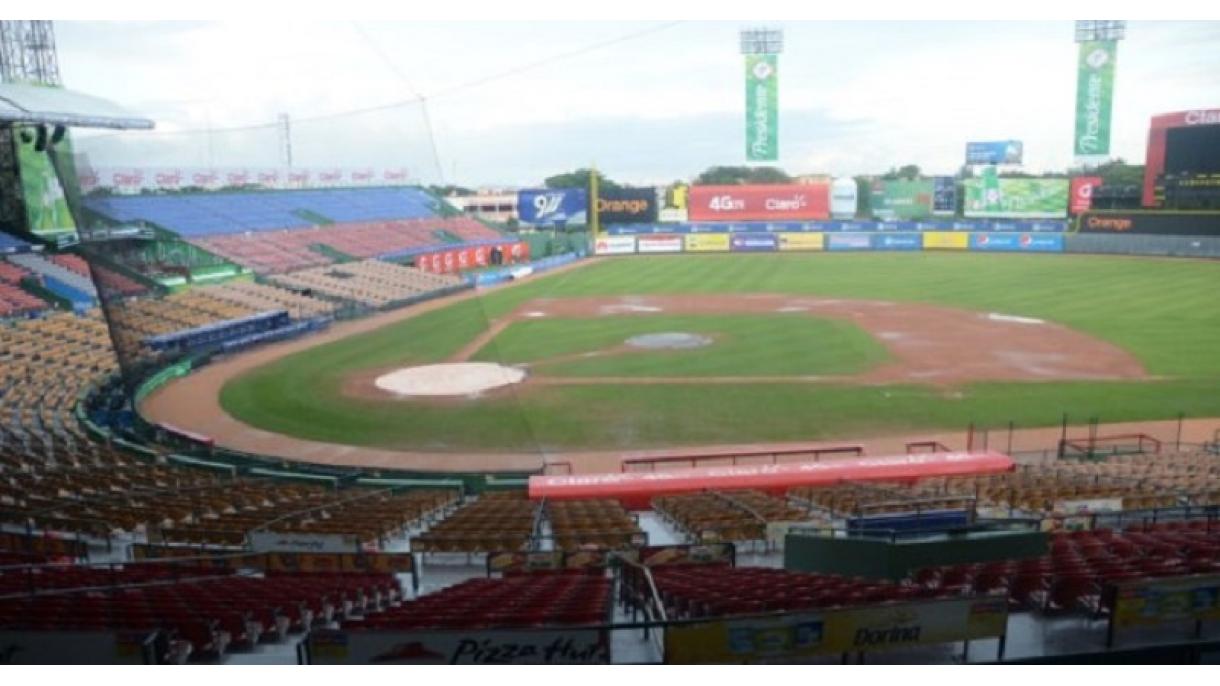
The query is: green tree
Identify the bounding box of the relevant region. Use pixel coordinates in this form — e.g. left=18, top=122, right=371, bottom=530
left=881, top=164, right=921, bottom=181
left=544, top=168, right=620, bottom=191
left=1068, top=158, right=1145, bottom=187
left=693, top=165, right=792, bottom=185
left=854, top=176, right=872, bottom=218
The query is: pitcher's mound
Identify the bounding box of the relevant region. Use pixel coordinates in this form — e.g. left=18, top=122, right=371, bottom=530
left=374, top=363, right=526, bottom=397
left=626, top=332, right=712, bottom=350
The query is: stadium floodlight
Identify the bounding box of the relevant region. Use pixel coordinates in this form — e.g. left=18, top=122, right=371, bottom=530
left=740, top=28, right=783, bottom=55
left=1074, top=20, right=1127, bottom=43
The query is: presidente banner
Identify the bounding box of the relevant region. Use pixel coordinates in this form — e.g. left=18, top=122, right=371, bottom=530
left=1077, top=211, right=1220, bottom=237
left=684, top=234, right=731, bottom=252
left=870, top=179, right=935, bottom=220
left=745, top=54, right=778, bottom=161
left=965, top=140, right=1023, bottom=165
left=308, top=628, right=610, bottom=664
left=1074, top=41, right=1118, bottom=156
left=969, top=232, right=1064, bottom=252
left=597, top=187, right=658, bottom=224
left=1112, top=574, right=1220, bottom=629
left=517, top=188, right=588, bottom=225
left=964, top=170, right=1069, bottom=219
left=665, top=597, right=1008, bottom=663
left=688, top=184, right=830, bottom=222
left=1070, top=176, right=1103, bottom=214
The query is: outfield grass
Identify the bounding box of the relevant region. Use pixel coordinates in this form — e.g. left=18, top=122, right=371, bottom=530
left=470, top=314, right=889, bottom=377
left=219, top=253, right=1220, bottom=450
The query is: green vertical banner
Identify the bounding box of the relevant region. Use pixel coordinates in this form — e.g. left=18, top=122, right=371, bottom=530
left=1073, top=40, right=1117, bottom=156
left=745, top=54, right=778, bottom=161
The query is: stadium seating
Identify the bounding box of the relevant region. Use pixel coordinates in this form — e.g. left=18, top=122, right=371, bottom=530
left=0, top=570, right=399, bottom=662
left=267, top=259, right=462, bottom=308
left=411, top=492, right=539, bottom=554
left=548, top=499, right=645, bottom=551
left=653, top=490, right=809, bottom=542
left=192, top=217, right=504, bottom=274
left=356, top=571, right=611, bottom=630
left=83, top=187, right=443, bottom=237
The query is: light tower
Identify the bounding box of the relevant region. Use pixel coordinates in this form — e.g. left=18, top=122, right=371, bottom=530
left=1072, top=20, right=1126, bottom=160
left=739, top=28, right=782, bottom=163
left=0, top=20, right=61, bottom=85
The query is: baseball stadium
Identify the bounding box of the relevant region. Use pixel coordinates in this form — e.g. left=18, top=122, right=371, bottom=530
left=2, top=19, right=1220, bottom=666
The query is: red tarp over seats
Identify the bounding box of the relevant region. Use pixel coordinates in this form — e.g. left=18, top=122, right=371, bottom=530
left=529, top=451, right=1015, bottom=509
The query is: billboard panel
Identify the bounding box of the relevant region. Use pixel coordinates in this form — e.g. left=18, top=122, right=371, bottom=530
left=309, top=628, right=609, bottom=664
left=932, top=176, right=956, bottom=215
left=745, top=54, right=778, bottom=161
left=665, top=597, right=1007, bottom=663
left=1142, top=110, right=1220, bottom=206
left=969, top=233, right=1064, bottom=252
left=872, top=233, right=922, bottom=251
left=965, top=140, right=1023, bottom=165
left=636, top=235, right=683, bottom=253
left=659, top=183, right=689, bottom=222
left=1074, top=41, right=1118, bottom=156
left=922, top=231, right=970, bottom=250
left=776, top=232, right=824, bottom=251
left=826, top=233, right=872, bottom=251
left=15, top=126, right=77, bottom=241
left=1077, top=211, right=1220, bottom=237
left=1070, top=176, right=1103, bottom=214
left=1113, top=574, right=1220, bottom=629
left=517, top=188, right=588, bottom=225
left=688, top=184, right=829, bottom=222
left=597, top=187, right=658, bottom=224
left=870, top=179, right=935, bottom=220
left=594, top=235, right=636, bottom=255
left=729, top=233, right=778, bottom=252
left=684, top=234, right=730, bottom=252
left=963, top=170, right=1068, bottom=218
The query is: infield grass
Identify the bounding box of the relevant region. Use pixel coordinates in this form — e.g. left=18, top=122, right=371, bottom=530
left=219, top=253, right=1220, bottom=451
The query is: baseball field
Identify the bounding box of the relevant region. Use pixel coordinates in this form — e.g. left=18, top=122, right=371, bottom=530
left=216, top=252, right=1220, bottom=452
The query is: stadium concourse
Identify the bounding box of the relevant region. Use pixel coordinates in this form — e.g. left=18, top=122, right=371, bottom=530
left=1, top=185, right=1219, bottom=664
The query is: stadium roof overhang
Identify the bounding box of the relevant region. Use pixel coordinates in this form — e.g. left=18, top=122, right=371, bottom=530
left=0, top=82, right=154, bottom=130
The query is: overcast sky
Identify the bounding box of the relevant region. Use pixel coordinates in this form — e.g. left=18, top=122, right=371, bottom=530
left=59, top=20, right=1220, bottom=187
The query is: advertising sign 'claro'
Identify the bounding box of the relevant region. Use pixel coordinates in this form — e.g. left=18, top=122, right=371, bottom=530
left=689, top=184, right=829, bottom=221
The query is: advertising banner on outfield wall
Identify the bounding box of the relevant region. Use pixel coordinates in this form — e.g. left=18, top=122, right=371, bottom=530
left=826, top=233, right=872, bottom=251
left=969, top=233, right=1064, bottom=252
left=869, top=179, right=935, bottom=220
left=1074, top=41, right=1118, bottom=156
left=309, top=627, right=610, bottom=664
left=1070, top=176, right=1104, bottom=214
left=923, top=232, right=970, bottom=250
left=964, top=169, right=1069, bottom=219
left=636, top=235, right=683, bottom=253
left=594, top=235, right=636, bottom=255
left=730, top=233, right=778, bottom=252
left=597, top=187, right=659, bottom=224
left=517, top=188, right=588, bottom=225
left=1077, top=211, right=1220, bottom=237
left=689, top=184, right=830, bottom=222
left=873, top=233, right=922, bottom=250
left=659, top=183, right=690, bottom=222
left=665, top=597, right=1008, bottom=663
left=777, top=232, right=825, bottom=251
left=1112, top=574, right=1220, bottom=629
left=684, top=234, right=731, bottom=252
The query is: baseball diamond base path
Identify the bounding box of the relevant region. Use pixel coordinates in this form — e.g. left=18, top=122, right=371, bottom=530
left=140, top=260, right=1218, bottom=474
